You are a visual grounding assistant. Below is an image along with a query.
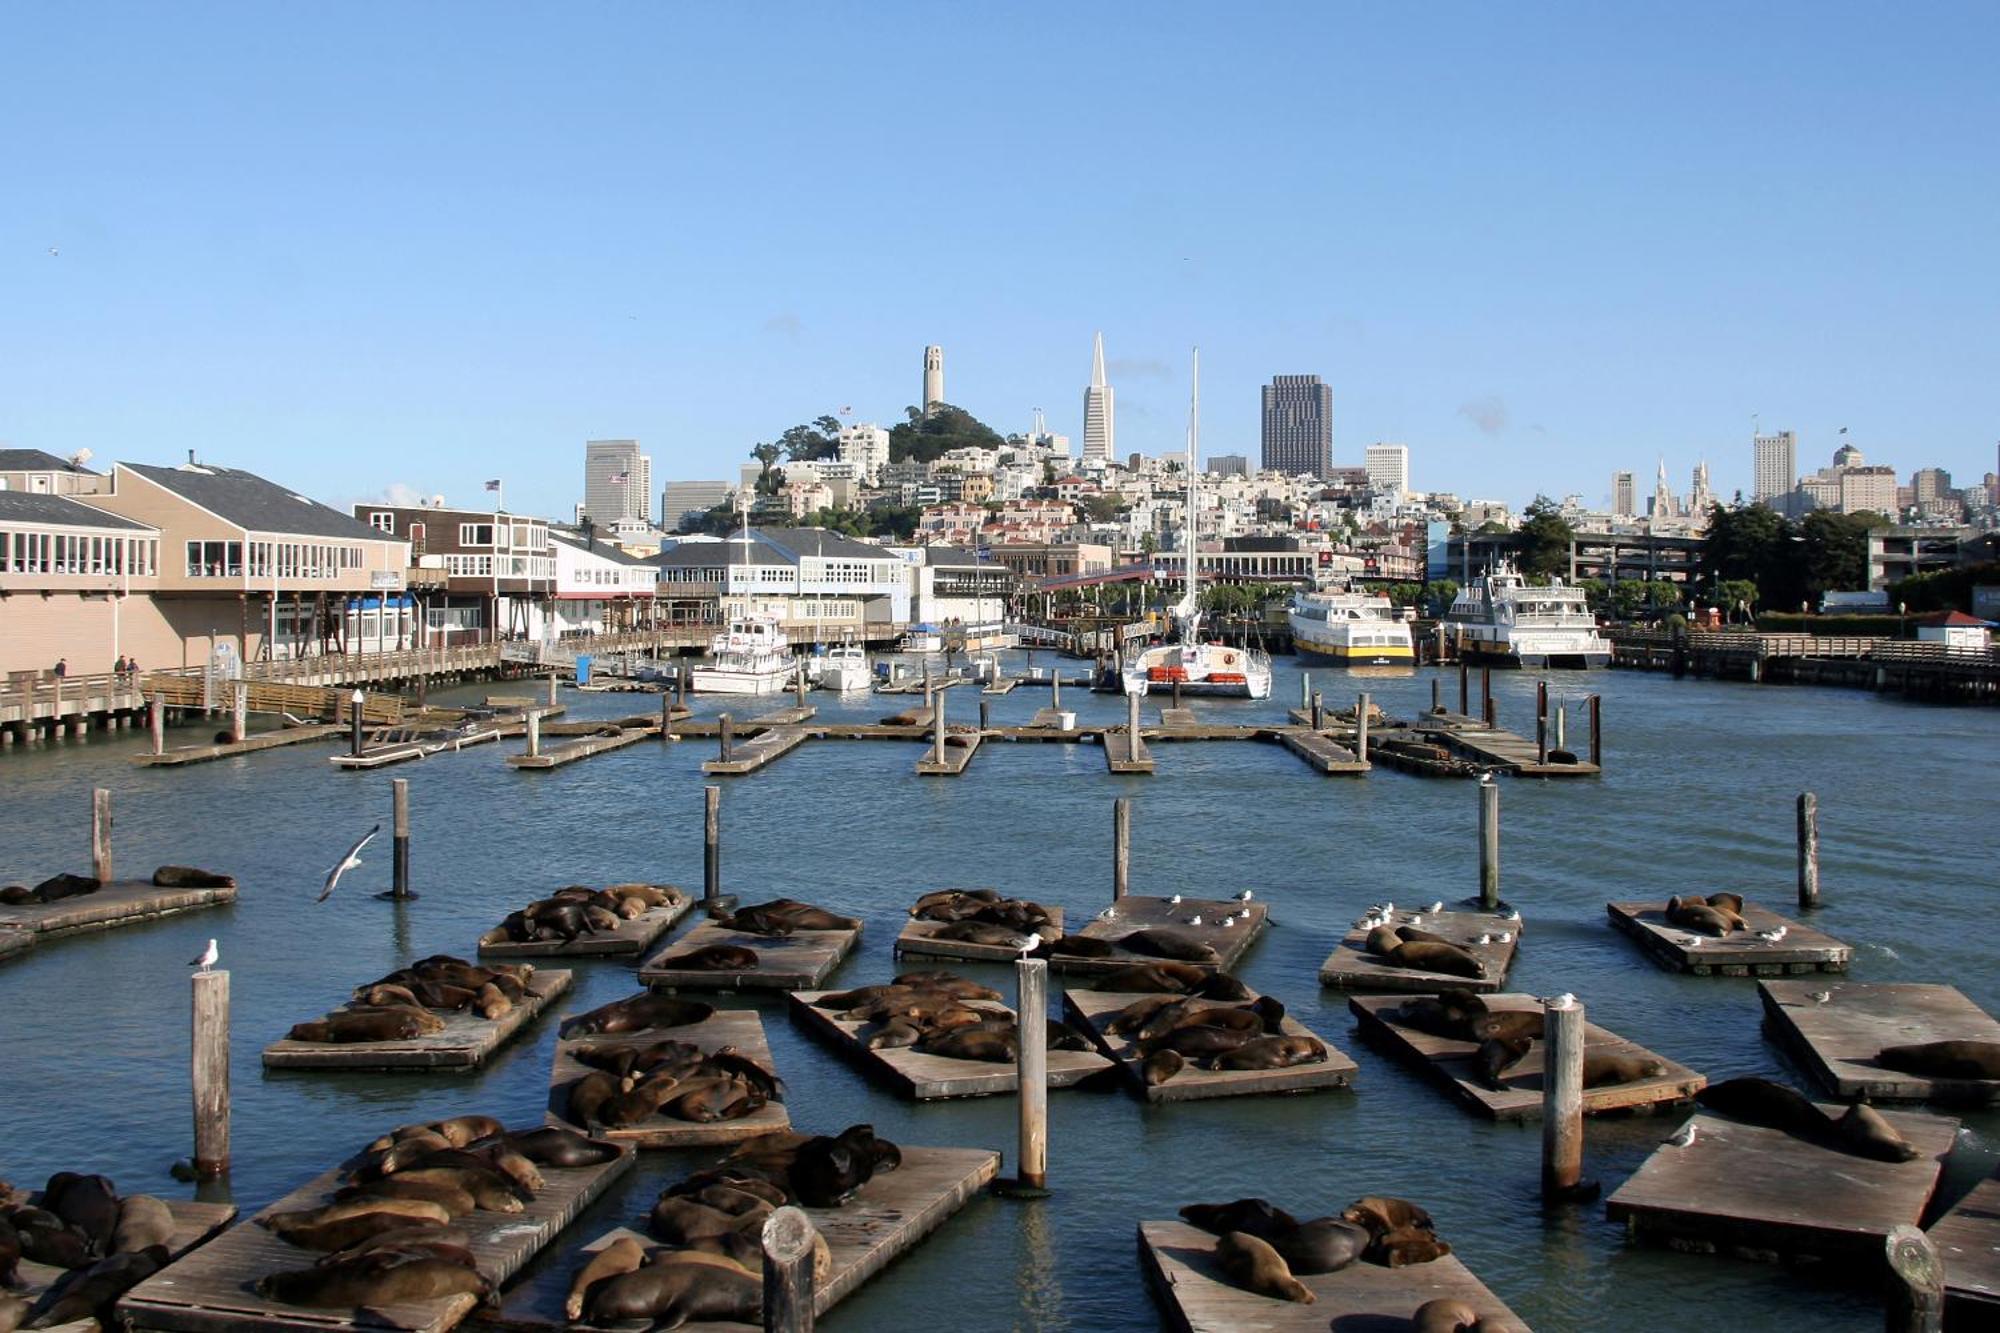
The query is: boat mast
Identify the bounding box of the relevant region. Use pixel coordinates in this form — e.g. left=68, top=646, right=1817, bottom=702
left=1177, top=347, right=1201, bottom=635
left=735, top=488, right=752, bottom=621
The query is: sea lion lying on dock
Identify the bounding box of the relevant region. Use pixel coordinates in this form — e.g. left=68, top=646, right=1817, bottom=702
left=1876, top=1039, right=2000, bottom=1081
left=562, top=992, right=715, bottom=1037
left=932, top=920, right=1037, bottom=948
left=1365, top=927, right=1485, bottom=980
left=892, top=971, right=1003, bottom=1001
left=256, top=1252, right=491, bottom=1307
left=21, top=1243, right=170, bottom=1328
left=720, top=899, right=861, bottom=935
left=1117, top=928, right=1220, bottom=964
left=150, top=865, right=235, bottom=889
left=287, top=1008, right=444, bottom=1043
left=0, top=874, right=99, bottom=905
left=1180, top=1198, right=1370, bottom=1276
left=911, top=890, right=1053, bottom=933
left=1216, top=1231, right=1315, bottom=1302
left=1665, top=894, right=1744, bottom=936
left=1696, top=1077, right=1921, bottom=1162
left=672, top=944, right=761, bottom=971
left=1583, top=1054, right=1666, bottom=1088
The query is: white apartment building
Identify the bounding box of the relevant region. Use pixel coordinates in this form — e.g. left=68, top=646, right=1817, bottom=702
left=838, top=423, right=892, bottom=483
left=1753, top=430, right=1797, bottom=504
left=1364, top=443, right=1410, bottom=493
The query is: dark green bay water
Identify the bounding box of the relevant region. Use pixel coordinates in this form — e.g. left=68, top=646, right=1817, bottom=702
left=4, top=658, right=1998, bottom=1331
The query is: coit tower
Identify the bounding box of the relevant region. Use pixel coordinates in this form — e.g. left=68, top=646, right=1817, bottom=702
left=922, top=345, right=944, bottom=416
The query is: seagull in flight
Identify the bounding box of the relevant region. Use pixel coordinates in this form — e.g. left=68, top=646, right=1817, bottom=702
left=48, top=246, right=59, bottom=258
left=318, top=825, right=381, bottom=902
left=189, top=938, right=218, bottom=973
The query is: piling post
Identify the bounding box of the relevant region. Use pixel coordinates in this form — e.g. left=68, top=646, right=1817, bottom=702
left=794, top=660, right=806, bottom=707
left=192, top=968, right=230, bottom=1177
left=1481, top=666, right=1494, bottom=726
left=1589, top=694, right=1602, bottom=768
left=1431, top=677, right=1441, bottom=713
left=1478, top=779, right=1500, bottom=910
left=231, top=682, right=248, bottom=744
left=1541, top=994, right=1586, bottom=1201
left=1356, top=692, right=1370, bottom=764
left=931, top=689, right=946, bottom=766
left=719, top=712, right=734, bottom=763
left=546, top=673, right=558, bottom=706
left=922, top=660, right=932, bottom=705
left=979, top=698, right=990, bottom=731
left=1051, top=668, right=1062, bottom=711
left=91, top=788, right=113, bottom=883
left=150, top=692, right=165, bottom=755
left=703, top=785, right=723, bottom=910
left=389, top=778, right=413, bottom=900
left=1555, top=703, right=1567, bottom=752
left=349, top=690, right=365, bottom=757
left=676, top=662, right=688, bottom=710
left=1300, top=672, right=1312, bottom=710
left=1015, top=957, right=1049, bottom=1191
left=525, top=710, right=542, bottom=758
left=1171, top=676, right=1182, bottom=709
left=1884, top=1224, right=1945, bottom=1333
left=761, top=1206, right=819, bottom=1333
left=1797, top=792, right=1820, bottom=911
left=1310, top=691, right=1323, bottom=731
left=1126, top=688, right=1141, bottom=756
left=1458, top=661, right=1469, bottom=715
left=660, top=690, right=673, bottom=736
left=1536, top=681, right=1548, bottom=764
left=1113, top=797, right=1130, bottom=901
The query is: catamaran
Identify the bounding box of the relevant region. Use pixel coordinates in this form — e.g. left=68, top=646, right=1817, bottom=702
left=1288, top=584, right=1415, bottom=665
left=1122, top=350, right=1274, bottom=699
left=1445, top=560, right=1610, bottom=668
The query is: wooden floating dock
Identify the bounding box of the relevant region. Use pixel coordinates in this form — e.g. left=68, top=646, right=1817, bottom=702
left=1277, top=727, right=1369, bottom=774
left=262, top=970, right=572, bottom=1071
left=546, top=1007, right=790, bottom=1146
left=329, top=726, right=503, bottom=769
left=0, top=879, right=239, bottom=940
left=1158, top=707, right=1198, bottom=728
left=980, top=676, right=1019, bottom=695
left=17, top=1199, right=236, bottom=1328
left=895, top=906, right=1066, bottom=963
left=0, top=924, right=33, bottom=963
left=638, top=922, right=860, bottom=991
left=1318, top=907, right=1522, bottom=995
left=914, top=732, right=982, bottom=776
left=119, top=1142, right=632, bottom=1333
left=1027, top=707, right=1073, bottom=730
left=1052, top=895, right=1268, bottom=977
left=1606, top=901, right=1851, bottom=976
left=508, top=724, right=656, bottom=770
left=477, top=898, right=691, bottom=960
left=1606, top=1102, right=1958, bottom=1264
left=480, top=1145, right=999, bottom=1333
left=746, top=704, right=816, bottom=725
left=1759, top=979, right=2000, bottom=1105
left=1103, top=725, right=1154, bottom=774
left=133, top=723, right=345, bottom=767
left=788, top=990, right=1112, bottom=1099
left=1927, top=1161, right=2000, bottom=1320
left=1348, top=993, right=1704, bottom=1120
left=1138, top=1220, right=1527, bottom=1333
left=702, top=726, right=811, bottom=775
left=1413, top=711, right=1601, bottom=776
left=1064, top=988, right=1356, bottom=1103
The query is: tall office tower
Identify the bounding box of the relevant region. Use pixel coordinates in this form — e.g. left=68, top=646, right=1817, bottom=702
left=584, top=439, right=649, bottom=523
left=1081, top=333, right=1115, bottom=461
left=1611, top=471, right=1636, bottom=518
left=661, top=480, right=733, bottom=531
left=1652, top=458, right=1680, bottom=519
left=1364, top=443, right=1410, bottom=493
left=1688, top=460, right=1714, bottom=517
left=1752, top=430, right=1797, bottom=504
left=1913, top=467, right=1954, bottom=506
left=922, top=345, right=944, bottom=416
left=1260, top=374, right=1333, bottom=476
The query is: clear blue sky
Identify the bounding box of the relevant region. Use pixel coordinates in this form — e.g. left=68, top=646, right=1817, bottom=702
left=4, top=3, right=1995, bottom=518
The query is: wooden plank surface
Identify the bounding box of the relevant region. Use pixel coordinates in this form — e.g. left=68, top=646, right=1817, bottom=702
left=0, top=924, right=35, bottom=963
left=1606, top=1103, right=1958, bottom=1263
left=1760, top=980, right=2000, bottom=1105
left=262, top=970, right=572, bottom=1071
left=894, top=906, right=1066, bottom=963
left=119, top=1143, right=632, bottom=1333
left=0, top=880, right=238, bottom=938
left=1608, top=901, right=1851, bottom=975
left=1318, top=907, right=1521, bottom=995
left=1052, top=896, right=1267, bottom=977
left=1063, top=988, right=1357, bottom=1104
left=1103, top=727, right=1155, bottom=774
left=545, top=1007, right=791, bottom=1146
left=1138, top=1220, right=1526, bottom=1333
left=701, top=727, right=812, bottom=775
left=16, top=1199, right=237, bottom=1330
left=477, top=897, right=691, bottom=960
left=637, top=922, right=859, bottom=992
left=788, top=991, right=1111, bottom=1099
left=1278, top=728, right=1369, bottom=774
left=507, top=727, right=654, bottom=770
left=132, top=725, right=344, bottom=767
left=1926, top=1163, right=2000, bottom=1318
left=1348, top=993, right=1704, bottom=1120
left=914, top=733, right=981, bottom=776
left=477, top=1145, right=1000, bottom=1333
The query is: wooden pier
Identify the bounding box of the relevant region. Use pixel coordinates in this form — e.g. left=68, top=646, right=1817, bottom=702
left=895, top=906, right=1067, bottom=963
left=1349, top=993, right=1704, bottom=1120
left=1052, top=895, right=1267, bottom=976
left=1277, top=727, right=1369, bottom=774
left=0, top=923, right=33, bottom=963
left=329, top=725, right=504, bottom=769
left=134, top=723, right=344, bottom=767
left=1064, top=988, right=1356, bottom=1103
left=1927, top=1162, right=2000, bottom=1320
left=16, top=1198, right=236, bottom=1328
left=638, top=922, right=860, bottom=991
left=914, top=731, right=982, bottom=776
left=789, top=991, right=1112, bottom=1099
left=1158, top=707, right=1198, bottom=728
left=703, top=725, right=812, bottom=774
left=1138, top=1220, right=1527, bottom=1333
left=1318, top=907, right=1522, bottom=995
left=1103, top=725, right=1155, bottom=774
left=1413, top=711, right=1601, bottom=777
left=477, top=896, right=691, bottom=960
left=262, top=970, right=572, bottom=1071
left=482, top=1145, right=999, bottom=1333
left=1606, top=1102, right=1958, bottom=1264
left=546, top=1007, right=790, bottom=1146
left=119, top=1141, right=632, bottom=1333
left=1759, top=979, right=2000, bottom=1105
left=0, top=877, right=238, bottom=940
left=508, top=722, right=656, bottom=770
left=1607, top=900, right=1851, bottom=975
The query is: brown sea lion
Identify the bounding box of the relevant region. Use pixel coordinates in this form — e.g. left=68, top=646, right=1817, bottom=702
left=1469, top=1010, right=1543, bottom=1043
left=562, top=992, right=715, bottom=1037
left=265, top=1210, right=448, bottom=1253
left=787, top=1126, right=888, bottom=1207
left=649, top=1198, right=745, bottom=1245
left=1877, top=1040, right=2000, bottom=1081
left=1832, top=1102, right=1921, bottom=1163
left=30, top=874, right=100, bottom=902
left=919, top=1029, right=1018, bottom=1063
left=1095, top=963, right=1201, bottom=993
left=256, top=1255, right=490, bottom=1307
left=1696, top=1077, right=1832, bottom=1137
left=666, top=1077, right=762, bottom=1123
left=1049, top=935, right=1115, bottom=958
left=380, top=1166, right=526, bottom=1212
left=1474, top=1036, right=1533, bottom=1090
left=1583, top=1054, right=1666, bottom=1088
left=1341, top=1196, right=1434, bottom=1234
left=1384, top=941, right=1485, bottom=979
left=264, top=1196, right=454, bottom=1234
left=583, top=1259, right=761, bottom=1327
left=1117, top=928, right=1220, bottom=964
left=1141, top=1049, right=1185, bottom=1086
left=567, top=1070, right=627, bottom=1128
left=566, top=1236, right=646, bottom=1319
left=1180, top=1198, right=1299, bottom=1236
left=1193, top=972, right=1254, bottom=1001
left=1368, top=1224, right=1451, bottom=1267
left=1413, top=1297, right=1484, bottom=1332
left=891, top=972, right=1003, bottom=1001
left=334, top=1178, right=476, bottom=1218
left=45, top=1173, right=119, bottom=1252
left=676, top=944, right=761, bottom=971
left=376, top=1114, right=504, bottom=1150
left=1365, top=925, right=1405, bottom=956
left=109, top=1195, right=175, bottom=1253
left=150, top=865, right=235, bottom=888
left=503, top=1127, right=623, bottom=1168
left=1665, top=896, right=1736, bottom=937
left=0, top=1292, right=27, bottom=1333
left=1210, top=1035, right=1327, bottom=1071
left=314, top=1225, right=473, bottom=1266
left=1706, top=892, right=1745, bottom=915
left=1215, top=1231, right=1314, bottom=1303
left=1109, top=994, right=1187, bottom=1034
left=934, top=920, right=1033, bottom=947
left=474, top=982, right=513, bottom=1021
left=0, top=1214, right=20, bottom=1285
left=1150, top=1025, right=1255, bottom=1059
left=862, top=1017, right=924, bottom=1049
left=23, top=1245, right=169, bottom=1326
left=287, top=1009, right=441, bottom=1043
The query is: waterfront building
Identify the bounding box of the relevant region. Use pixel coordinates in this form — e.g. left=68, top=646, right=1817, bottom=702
left=1081, top=333, right=1115, bottom=461
left=583, top=439, right=651, bottom=524
left=1364, top=443, right=1409, bottom=493
left=988, top=542, right=1114, bottom=581
left=0, top=448, right=106, bottom=497
left=0, top=492, right=161, bottom=676
left=911, top=547, right=1014, bottom=629
left=1752, top=429, right=1797, bottom=505
left=351, top=501, right=552, bottom=644
left=1261, top=374, right=1333, bottom=476
left=650, top=526, right=910, bottom=635
left=923, top=345, right=944, bottom=416
left=539, top=527, right=662, bottom=637
left=661, top=480, right=733, bottom=532
left=1207, top=454, right=1249, bottom=478
left=1612, top=471, right=1636, bottom=518
left=838, top=423, right=892, bottom=483
left=1147, top=535, right=1320, bottom=587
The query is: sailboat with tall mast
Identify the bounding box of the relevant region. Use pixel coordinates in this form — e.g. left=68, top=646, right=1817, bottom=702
left=1121, top=350, right=1274, bottom=700
left=689, top=492, right=795, bottom=694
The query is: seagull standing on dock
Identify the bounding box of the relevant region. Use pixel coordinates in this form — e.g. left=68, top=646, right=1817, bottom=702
left=1169, top=894, right=1182, bottom=905
left=1757, top=926, right=1787, bottom=943
left=1185, top=914, right=1203, bottom=927
left=1098, top=906, right=1117, bottom=922
left=1428, top=901, right=1444, bottom=915
left=189, top=938, right=218, bottom=973
left=317, top=825, right=381, bottom=903
left=1663, top=1123, right=1697, bottom=1148
left=1810, top=990, right=1832, bottom=1005
left=1236, top=889, right=1253, bottom=904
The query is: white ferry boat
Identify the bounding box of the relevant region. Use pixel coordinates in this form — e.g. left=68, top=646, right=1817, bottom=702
left=1445, top=562, right=1610, bottom=668
left=690, top=615, right=795, bottom=694
left=817, top=640, right=872, bottom=693
left=1288, top=585, right=1415, bottom=665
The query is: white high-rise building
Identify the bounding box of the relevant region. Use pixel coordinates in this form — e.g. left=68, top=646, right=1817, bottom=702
left=1364, top=443, right=1410, bottom=493
left=661, top=480, right=733, bottom=532
left=922, top=345, right=944, bottom=416
left=1688, top=460, right=1714, bottom=518
left=584, top=440, right=650, bottom=524
left=1081, top=333, right=1115, bottom=462
left=1753, top=430, right=1797, bottom=504
left=1611, top=470, right=1636, bottom=518
left=838, top=422, right=892, bottom=483
left=1651, top=458, right=1680, bottom=520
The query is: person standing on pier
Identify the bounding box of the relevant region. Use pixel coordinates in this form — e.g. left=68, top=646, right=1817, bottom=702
left=53, top=658, right=67, bottom=678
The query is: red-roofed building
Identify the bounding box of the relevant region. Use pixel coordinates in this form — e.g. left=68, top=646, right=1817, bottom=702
left=1914, top=610, right=1992, bottom=649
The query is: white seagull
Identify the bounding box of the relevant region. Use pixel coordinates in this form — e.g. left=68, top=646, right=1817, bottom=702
left=1663, top=1123, right=1698, bottom=1148
left=1757, top=926, right=1788, bottom=943
left=1810, top=990, right=1832, bottom=1005
left=317, top=824, right=382, bottom=903
left=1169, top=894, right=1183, bottom=905
left=1542, top=992, right=1577, bottom=1009
left=1502, top=908, right=1521, bottom=922
left=1098, top=906, right=1118, bottom=922
left=1185, top=914, right=1203, bottom=927
left=1236, top=889, right=1253, bottom=903
left=189, top=938, right=218, bottom=973
left=1221, top=915, right=1236, bottom=928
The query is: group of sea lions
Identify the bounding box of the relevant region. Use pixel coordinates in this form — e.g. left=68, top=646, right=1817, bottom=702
left=0, top=865, right=234, bottom=906
left=1094, top=974, right=1322, bottom=1086
left=1179, top=1195, right=1474, bottom=1311
left=556, top=992, right=782, bottom=1129
left=286, top=956, right=536, bottom=1044
left=1050, top=927, right=1220, bottom=965
left=811, top=972, right=1091, bottom=1063
left=1664, top=892, right=1750, bottom=937
left=0, top=1173, right=177, bottom=1331
left=1696, top=1077, right=1922, bottom=1162
left=1364, top=924, right=1486, bottom=980
left=909, top=888, right=1057, bottom=950
left=560, top=1125, right=895, bottom=1327
left=1389, top=989, right=1665, bottom=1092
left=480, top=884, right=683, bottom=947
left=252, top=1117, right=620, bottom=1309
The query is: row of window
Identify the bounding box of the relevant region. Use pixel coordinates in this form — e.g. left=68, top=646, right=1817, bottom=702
left=575, top=567, right=655, bottom=587
left=1, top=529, right=159, bottom=577
left=442, top=554, right=557, bottom=579
left=186, top=540, right=367, bottom=580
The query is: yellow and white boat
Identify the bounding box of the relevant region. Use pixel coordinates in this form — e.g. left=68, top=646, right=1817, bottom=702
left=1288, top=586, right=1415, bottom=665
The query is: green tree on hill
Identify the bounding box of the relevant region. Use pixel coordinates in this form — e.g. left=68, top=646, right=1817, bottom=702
left=890, top=403, right=1007, bottom=464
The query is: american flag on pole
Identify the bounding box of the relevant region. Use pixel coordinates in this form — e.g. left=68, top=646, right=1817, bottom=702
left=484, top=479, right=502, bottom=492
left=611, top=470, right=630, bottom=483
